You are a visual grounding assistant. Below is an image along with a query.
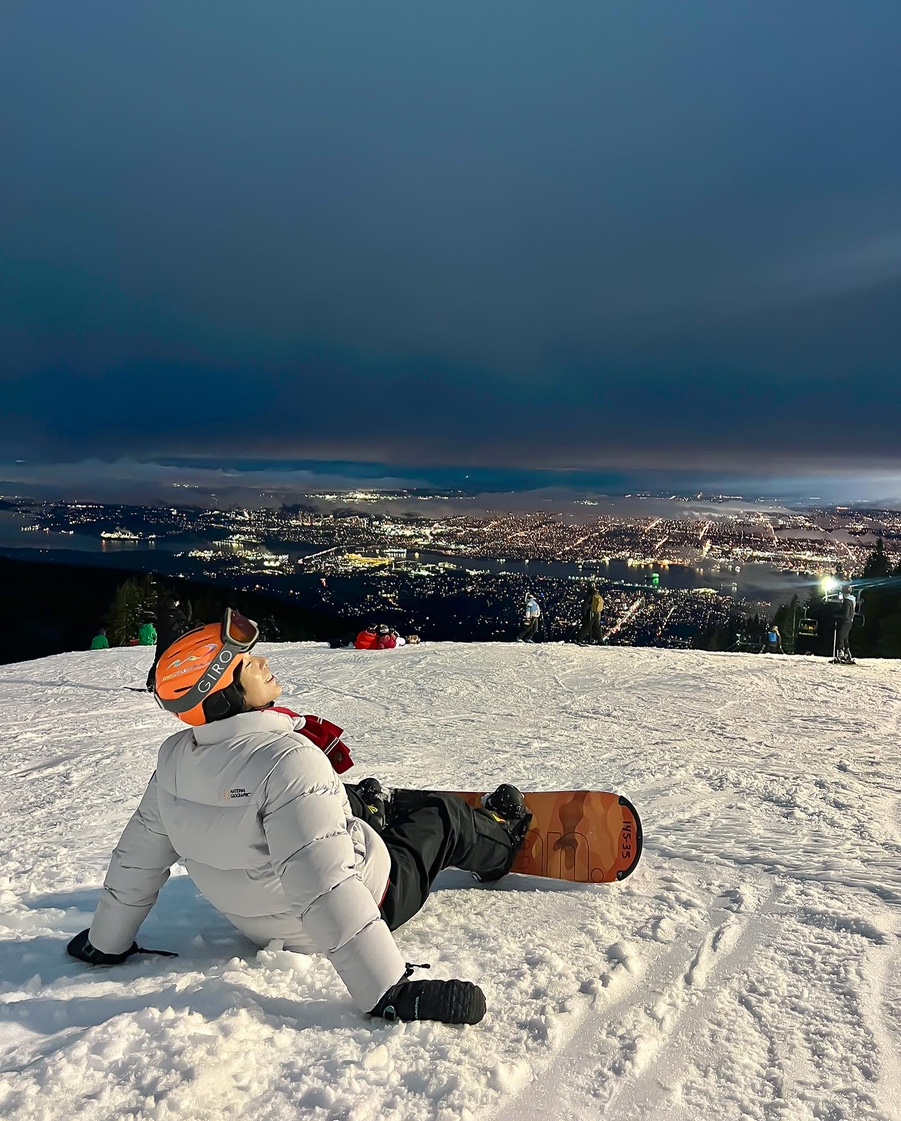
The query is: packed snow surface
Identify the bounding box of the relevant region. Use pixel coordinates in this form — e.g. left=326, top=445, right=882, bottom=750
left=1, top=642, right=899, bottom=1121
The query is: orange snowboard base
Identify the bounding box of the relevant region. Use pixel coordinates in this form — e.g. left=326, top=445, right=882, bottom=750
left=450, top=790, right=643, bottom=883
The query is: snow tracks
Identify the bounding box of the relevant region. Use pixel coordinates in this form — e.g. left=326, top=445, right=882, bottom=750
left=492, top=862, right=900, bottom=1121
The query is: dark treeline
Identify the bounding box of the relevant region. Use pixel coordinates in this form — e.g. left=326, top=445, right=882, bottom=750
left=0, top=556, right=346, bottom=667
left=690, top=609, right=772, bottom=654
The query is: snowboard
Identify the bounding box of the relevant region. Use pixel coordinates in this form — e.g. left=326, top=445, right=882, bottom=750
left=451, top=790, right=643, bottom=884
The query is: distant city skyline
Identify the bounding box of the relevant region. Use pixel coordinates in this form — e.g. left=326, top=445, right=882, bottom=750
left=3, top=3, right=900, bottom=480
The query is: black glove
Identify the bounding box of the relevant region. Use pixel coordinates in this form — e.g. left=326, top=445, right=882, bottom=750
left=67, top=929, right=177, bottom=965
left=370, top=979, right=486, bottom=1024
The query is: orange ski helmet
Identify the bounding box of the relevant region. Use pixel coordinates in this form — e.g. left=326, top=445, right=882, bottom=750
left=154, top=608, right=260, bottom=726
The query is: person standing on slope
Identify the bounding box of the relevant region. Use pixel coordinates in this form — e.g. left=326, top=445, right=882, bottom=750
left=145, top=594, right=191, bottom=690
left=832, top=584, right=856, bottom=664
left=68, top=610, right=532, bottom=1026
left=517, top=593, right=541, bottom=643
left=575, top=583, right=605, bottom=646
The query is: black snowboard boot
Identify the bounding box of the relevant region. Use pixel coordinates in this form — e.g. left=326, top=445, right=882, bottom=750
left=475, top=784, right=533, bottom=883
left=484, top=783, right=527, bottom=820
left=354, top=778, right=388, bottom=831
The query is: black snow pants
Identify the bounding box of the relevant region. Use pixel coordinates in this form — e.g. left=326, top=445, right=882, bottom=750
left=345, top=789, right=519, bottom=931
left=835, top=618, right=853, bottom=657
left=517, top=619, right=539, bottom=642
left=576, top=612, right=604, bottom=644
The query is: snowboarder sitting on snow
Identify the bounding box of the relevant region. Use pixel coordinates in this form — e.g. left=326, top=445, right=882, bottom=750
left=354, top=624, right=380, bottom=649
left=376, top=624, right=397, bottom=649
left=138, top=618, right=157, bottom=647
left=354, top=624, right=399, bottom=650
left=90, top=628, right=110, bottom=650
left=67, top=610, right=532, bottom=1026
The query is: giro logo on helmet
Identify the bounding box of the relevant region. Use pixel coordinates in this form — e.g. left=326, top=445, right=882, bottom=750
left=196, top=649, right=233, bottom=694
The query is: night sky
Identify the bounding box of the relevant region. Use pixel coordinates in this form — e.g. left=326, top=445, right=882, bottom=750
left=3, top=2, right=900, bottom=496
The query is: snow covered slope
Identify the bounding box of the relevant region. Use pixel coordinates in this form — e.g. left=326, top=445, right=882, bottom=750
left=1, top=643, right=899, bottom=1121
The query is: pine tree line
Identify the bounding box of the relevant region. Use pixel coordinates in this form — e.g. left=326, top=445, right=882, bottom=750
left=100, top=577, right=305, bottom=648
left=104, top=575, right=157, bottom=646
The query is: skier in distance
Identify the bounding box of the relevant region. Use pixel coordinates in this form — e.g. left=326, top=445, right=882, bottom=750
left=516, top=593, right=541, bottom=642
left=832, top=583, right=856, bottom=665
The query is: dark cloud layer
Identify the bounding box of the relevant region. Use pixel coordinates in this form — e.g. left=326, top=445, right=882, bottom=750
left=2, top=1, right=900, bottom=478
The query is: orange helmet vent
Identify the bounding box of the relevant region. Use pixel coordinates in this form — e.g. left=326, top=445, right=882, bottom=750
left=154, top=623, right=246, bottom=727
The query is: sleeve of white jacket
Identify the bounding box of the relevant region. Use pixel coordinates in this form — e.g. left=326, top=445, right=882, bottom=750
left=262, top=744, right=406, bottom=1013
left=89, top=773, right=180, bottom=955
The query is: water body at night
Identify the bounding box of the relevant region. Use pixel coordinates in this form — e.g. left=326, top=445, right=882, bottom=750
left=363, top=550, right=815, bottom=605
left=0, top=508, right=816, bottom=607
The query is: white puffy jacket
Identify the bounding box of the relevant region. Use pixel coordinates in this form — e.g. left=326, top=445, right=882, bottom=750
left=88, top=708, right=407, bottom=1012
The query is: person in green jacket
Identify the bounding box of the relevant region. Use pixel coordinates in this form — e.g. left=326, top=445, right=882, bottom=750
left=138, top=621, right=157, bottom=646
left=90, top=629, right=110, bottom=650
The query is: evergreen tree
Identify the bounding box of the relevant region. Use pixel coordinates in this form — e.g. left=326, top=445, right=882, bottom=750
left=862, top=537, right=892, bottom=579
left=773, top=594, right=800, bottom=653
left=876, top=608, right=901, bottom=658
left=106, top=576, right=155, bottom=646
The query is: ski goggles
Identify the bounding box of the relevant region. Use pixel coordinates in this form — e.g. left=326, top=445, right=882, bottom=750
left=161, top=609, right=260, bottom=715
left=221, top=607, right=260, bottom=650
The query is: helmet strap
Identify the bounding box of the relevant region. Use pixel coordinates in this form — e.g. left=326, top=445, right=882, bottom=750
left=200, top=662, right=247, bottom=723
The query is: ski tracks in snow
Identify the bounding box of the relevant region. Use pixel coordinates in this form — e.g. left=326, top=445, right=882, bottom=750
left=491, top=870, right=777, bottom=1121
left=493, top=866, right=900, bottom=1121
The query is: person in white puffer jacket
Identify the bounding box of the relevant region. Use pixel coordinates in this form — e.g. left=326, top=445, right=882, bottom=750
left=67, top=609, right=532, bottom=1026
